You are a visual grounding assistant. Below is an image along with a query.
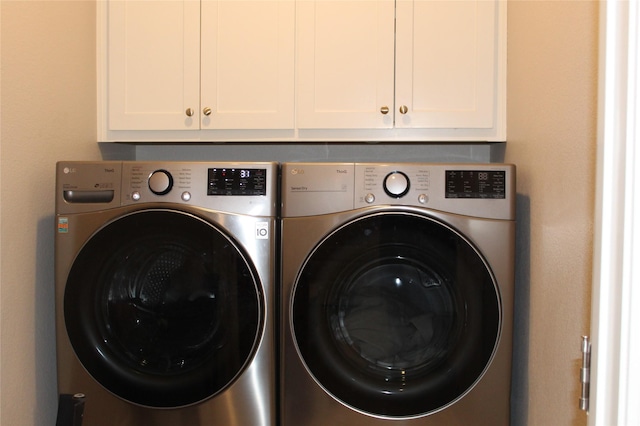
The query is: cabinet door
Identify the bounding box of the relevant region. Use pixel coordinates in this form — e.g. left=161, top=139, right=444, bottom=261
left=296, top=0, right=395, bottom=129
left=200, top=0, right=295, bottom=129
left=107, top=0, right=200, bottom=130
left=395, top=0, right=498, bottom=129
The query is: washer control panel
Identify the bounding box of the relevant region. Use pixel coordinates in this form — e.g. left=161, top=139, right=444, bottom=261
left=126, top=163, right=194, bottom=204
left=207, top=168, right=267, bottom=196
left=55, top=161, right=277, bottom=217
left=121, top=162, right=275, bottom=215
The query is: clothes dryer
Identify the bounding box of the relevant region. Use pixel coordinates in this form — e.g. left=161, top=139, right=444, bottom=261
left=280, top=162, right=515, bottom=425
left=55, top=161, right=277, bottom=426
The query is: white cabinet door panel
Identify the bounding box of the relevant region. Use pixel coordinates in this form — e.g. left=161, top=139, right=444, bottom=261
left=296, top=0, right=395, bottom=129
left=201, top=0, right=295, bottom=129
left=108, top=0, right=200, bottom=130
left=396, top=0, right=497, bottom=129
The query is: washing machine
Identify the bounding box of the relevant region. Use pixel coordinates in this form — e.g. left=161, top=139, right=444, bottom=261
left=55, top=161, right=277, bottom=426
left=280, top=162, right=515, bottom=425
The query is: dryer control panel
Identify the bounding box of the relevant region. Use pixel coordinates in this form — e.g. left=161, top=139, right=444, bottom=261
left=445, top=170, right=506, bottom=199
left=354, top=163, right=514, bottom=220
left=281, top=163, right=355, bottom=217
left=281, top=162, right=515, bottom=221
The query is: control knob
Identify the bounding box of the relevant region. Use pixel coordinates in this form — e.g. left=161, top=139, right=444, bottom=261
left=383, top=171, right=410, bottom=198
left=148, top=169, right=173, bottom=195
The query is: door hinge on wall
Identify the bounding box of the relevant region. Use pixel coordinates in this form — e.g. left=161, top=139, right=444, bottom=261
left=580, top=335, right=591, bottom=412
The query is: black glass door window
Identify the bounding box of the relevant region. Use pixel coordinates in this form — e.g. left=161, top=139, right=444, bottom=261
left=292, top=213, right=500, bottom=417
left=65, top=210, right=262, bottom=408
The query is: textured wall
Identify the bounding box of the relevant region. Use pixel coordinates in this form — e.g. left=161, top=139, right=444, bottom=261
left=0, top=2, right=100, bottom=424
left=506, top=1, right=599, bottom=425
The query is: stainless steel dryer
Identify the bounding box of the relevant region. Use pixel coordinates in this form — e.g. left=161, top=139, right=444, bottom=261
left=55, top=161, right=277, bottom=426
left=281, top=162, right=516, bottom=425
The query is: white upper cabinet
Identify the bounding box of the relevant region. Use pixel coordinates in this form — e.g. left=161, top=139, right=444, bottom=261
left=102, top=0, right=295, bottom=138
left=296, top=0, right=505, bottom=140
left=99, top=0, right=505, bottom=142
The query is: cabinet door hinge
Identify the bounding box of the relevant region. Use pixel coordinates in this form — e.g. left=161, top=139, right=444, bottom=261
left=580, top=335, right=591, bottom=412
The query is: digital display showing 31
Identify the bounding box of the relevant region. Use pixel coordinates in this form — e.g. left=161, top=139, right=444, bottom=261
left=207, top=168, right=267, bottom=196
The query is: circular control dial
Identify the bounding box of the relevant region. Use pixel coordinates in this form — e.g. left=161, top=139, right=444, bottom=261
left=148, top=170, right=173, bottom=195
left=383, top=171, right=410, bottom=198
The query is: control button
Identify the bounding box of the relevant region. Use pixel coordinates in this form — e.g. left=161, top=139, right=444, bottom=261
left=181, top=191, right=191, bottom=202
left=148, top=170, right=173, bottom=195
left=418, top=194, right=429, bottom=204
left=365, top=193, right=375, bottom=204
left=131, top=191, right=141, bottom=201
left=383, top=171, right=410, bottom=198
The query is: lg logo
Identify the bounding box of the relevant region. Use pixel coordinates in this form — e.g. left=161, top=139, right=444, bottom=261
left=255, top=222, right=269, bottom=239
left=290, top=169, right=305, bottom=175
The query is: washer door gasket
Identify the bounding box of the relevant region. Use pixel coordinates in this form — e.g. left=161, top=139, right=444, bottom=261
left=65, top=210, right=263, bottom=408
left=292, top=212, right=501, bottom=418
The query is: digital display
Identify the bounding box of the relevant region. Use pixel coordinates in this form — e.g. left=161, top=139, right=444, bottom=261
left=445, top=170, right=506, bottom=199
left=207, top=168, right=267, bottom=196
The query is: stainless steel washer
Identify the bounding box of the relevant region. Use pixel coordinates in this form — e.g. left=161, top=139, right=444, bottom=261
left=281, top=162, right=515, bottom=425
left=55, top=161, right=277, bottom=425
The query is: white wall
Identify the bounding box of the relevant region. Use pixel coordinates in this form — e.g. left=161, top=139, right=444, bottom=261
left=507, top=1, right=598, bottom=425
left=0, top=1, right=100, bottom=424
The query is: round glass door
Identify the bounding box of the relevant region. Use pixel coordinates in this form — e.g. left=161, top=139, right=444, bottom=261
left=65, top=210, right=262, bottom=408
left=292, top=212, right=501, bottom=418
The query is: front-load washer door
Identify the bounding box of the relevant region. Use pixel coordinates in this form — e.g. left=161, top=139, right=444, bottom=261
left=64, top=209, right=263, bottom=408
left=291, top=212, right=501, bottom=418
